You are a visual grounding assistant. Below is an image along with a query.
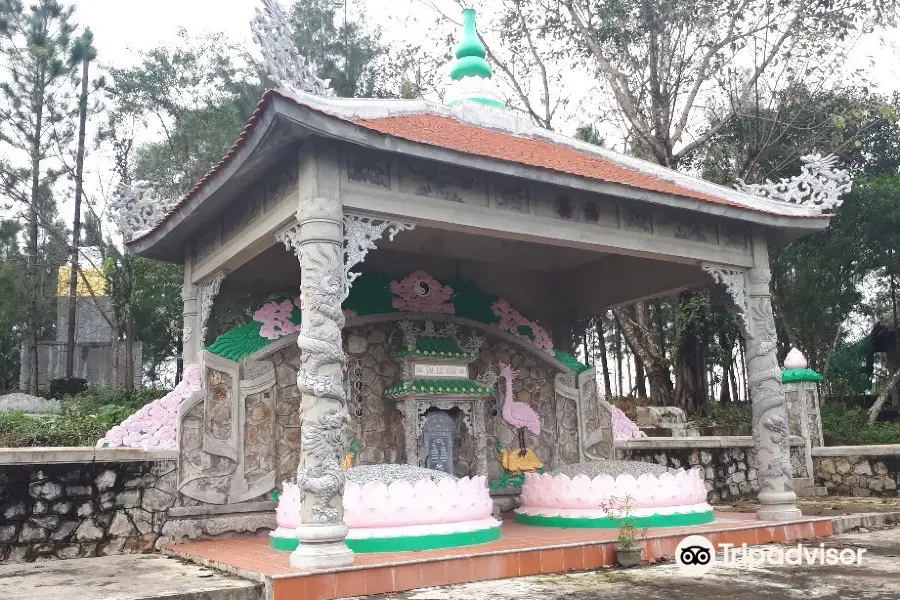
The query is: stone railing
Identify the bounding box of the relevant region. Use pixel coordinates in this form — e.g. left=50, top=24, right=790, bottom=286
left=812, top=445, right=900, bottom=497
left=615, top=436, right=808, bottom=503
left=0, top=447, right=177, bottom=563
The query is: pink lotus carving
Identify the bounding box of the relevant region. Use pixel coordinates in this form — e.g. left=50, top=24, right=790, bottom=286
left=253, top=299, right=300, bottom=340
left=276, top=481, right=303, bottom=530
left=390, top=271, right=455, bottom=314
left=342, top=475, right=494, bottom=528
left=96, top=364, right=202, bottom=450
left=612, top=406, right=647, bottom=440
left=492, top=299, right=554, bottom=354
left=520, top=468, right=709, bottom=511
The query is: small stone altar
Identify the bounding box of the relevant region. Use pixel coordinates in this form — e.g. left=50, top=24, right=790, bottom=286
left=386, top=320, right=495, bottom=478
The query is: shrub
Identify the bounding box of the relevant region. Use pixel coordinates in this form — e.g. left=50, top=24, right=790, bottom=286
left=0, top=384, right=170, bottom=448
left=691, top=402, right=752, bottom=428
left=821, top=401, right=900, bottom=445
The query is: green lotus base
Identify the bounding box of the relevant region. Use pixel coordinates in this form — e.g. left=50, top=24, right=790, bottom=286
left=270, top=536, right=299, bottom=551
left=514, top=510, right=715, bottom=529
left=345, top=526, right=502, bottom=553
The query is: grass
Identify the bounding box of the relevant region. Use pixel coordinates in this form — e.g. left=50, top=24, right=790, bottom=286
left=0, top=385, right=168, bottom=447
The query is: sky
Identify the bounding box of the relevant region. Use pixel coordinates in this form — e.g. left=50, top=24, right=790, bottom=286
left=46, top=0, right=900, bottom=240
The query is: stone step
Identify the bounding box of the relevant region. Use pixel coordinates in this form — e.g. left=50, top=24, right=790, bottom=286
left=0, top=553, right=262, bottom=600
left=794, top=477, right=828, bottom=498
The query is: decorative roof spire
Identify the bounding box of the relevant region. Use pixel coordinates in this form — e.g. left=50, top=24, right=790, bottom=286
left=446, top=9, right=505, bottom=109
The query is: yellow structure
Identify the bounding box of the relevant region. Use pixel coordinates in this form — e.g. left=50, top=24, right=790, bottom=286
left=57, top=265, right=107, bottom=297
left=498, top=445, right=543, bottom=474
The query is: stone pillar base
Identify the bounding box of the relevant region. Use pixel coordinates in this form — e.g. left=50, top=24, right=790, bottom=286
left=756, top=491, right=802, bottom=521
left=290, top=523, right=354, bottom=569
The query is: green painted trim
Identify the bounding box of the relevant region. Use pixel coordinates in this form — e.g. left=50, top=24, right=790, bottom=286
left=451, top=58, right=492, bottom=80
left=782, top=368, right=823, bottom=383
left=469, top=97, right=507, bottom=109
left=514, top=510, right=715, bottom=529
left=346, top=526, right=501, bottom=553
left=270, top=536, right=299, bottom=551
left=385, top=379, right=495, bottom=398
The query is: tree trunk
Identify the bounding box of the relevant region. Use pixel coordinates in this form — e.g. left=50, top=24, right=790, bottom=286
left=614, top=303, right=673, bottom=404
left=65, top=57, right=91, bottom=378
left=868, top=365, right=900, bottom=425
left=26, top=79, right=45, bottom=394
left=635, top=355, right=647, bottom=397
left=124, top=308, right=135, bottom=390
left=597, top=315, right=612, bottom=396
left=614, top=320, right=623, bottom=397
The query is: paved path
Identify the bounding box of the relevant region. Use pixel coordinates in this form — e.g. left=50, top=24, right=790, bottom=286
left=370, top=527, right=900, bottom=600
left=0, top=553, right=262, bottom=600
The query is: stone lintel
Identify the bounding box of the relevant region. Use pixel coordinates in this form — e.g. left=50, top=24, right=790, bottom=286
left=166, top=501, right=277, bottom=518
left=0, top=447, right=178, bottom=465
left=616, top=435, right=806, bottom=451
left=811, top=444, right=900, bottom=457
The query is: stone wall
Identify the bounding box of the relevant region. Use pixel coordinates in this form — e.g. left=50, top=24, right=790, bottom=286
left=0, top=448, right=176, bottom=563
left=341, top=321, right=579, bottom=481
left=813, top=445, right=900, bottom=497
left=616, top=436, right=809, bottom=503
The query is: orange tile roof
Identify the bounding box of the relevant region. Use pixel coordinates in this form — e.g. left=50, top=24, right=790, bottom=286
left=355, top=113, right=742, bottom=209
left=128, top=90, right=827, bottom=245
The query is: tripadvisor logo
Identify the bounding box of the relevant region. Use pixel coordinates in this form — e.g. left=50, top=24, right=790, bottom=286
left=675, top=534, right=867, bottom=576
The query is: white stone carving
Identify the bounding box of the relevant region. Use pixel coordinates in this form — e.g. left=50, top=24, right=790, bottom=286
left=197, top=272, right=225, bottom=346
left=702, top=264, right=749, bottom=332
left=276, top=223, right=303, bottom=262
left=183, top=325, right=193, bottom=343
left=736, top=154, right=852, bottom=212
left=251, top=0, right=334, bottom=96
left=109, top=181, right=175, bottom=242
left=343, top=213, right=415, bottom=299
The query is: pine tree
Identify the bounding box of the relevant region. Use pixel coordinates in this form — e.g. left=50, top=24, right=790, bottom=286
left=0, top=0, right=78, bottom=392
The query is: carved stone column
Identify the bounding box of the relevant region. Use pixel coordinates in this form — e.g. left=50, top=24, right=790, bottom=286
left=746, top=232, right=801, bottom=521
left=280, top=197, right=354, bottom=569
left=181, top=281, right=199, bottom=362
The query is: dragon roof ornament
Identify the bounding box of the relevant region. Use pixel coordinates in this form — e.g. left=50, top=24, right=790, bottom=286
left=251, top=0, right=334, bottom=97
left=736, top=154, right=852, bottom=213
left=109, top=181, right=176, bottom=242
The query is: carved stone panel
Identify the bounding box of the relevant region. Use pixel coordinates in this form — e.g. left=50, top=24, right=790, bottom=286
left=491, top=180, right=530, bottom=213
left=346, top=150, right=390, bottom=189
left=222, top=189, right=263, bottom=241
left=422, top=410, right=455, bottom=474
left=264, top=156, right=299, bottom=210
left=720, top=220, right=749, bottom=249
left=621, top=202, right=653, bottom=233
left=400, top=160, right=488, bottom=205
left=657, top=210, right=717, bottom=243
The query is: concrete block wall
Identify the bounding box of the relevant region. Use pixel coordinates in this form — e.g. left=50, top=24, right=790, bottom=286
left=0, top=448, right=177, bottom=563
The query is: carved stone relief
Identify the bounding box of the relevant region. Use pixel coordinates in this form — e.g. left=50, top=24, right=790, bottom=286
left=400, top=161, right=487, bottom=204
left=346, top=151, right=390, bottom=188
left=659, top=211, right=716, bottom=243
left=491, top=181, right=530, bottom=212
left=622, top=204, right=652, bottom=233
left=702, top=264, right=749, bottom=333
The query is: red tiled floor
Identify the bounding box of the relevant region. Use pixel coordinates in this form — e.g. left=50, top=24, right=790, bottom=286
left=166, top=512, right=834, bottom=600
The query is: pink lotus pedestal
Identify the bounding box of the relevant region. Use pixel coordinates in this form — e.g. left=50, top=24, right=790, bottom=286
left=515, top=466, right=714, bottom=528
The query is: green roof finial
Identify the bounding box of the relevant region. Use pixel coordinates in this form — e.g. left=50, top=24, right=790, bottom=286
left=446, top=9, right=505, bottom=108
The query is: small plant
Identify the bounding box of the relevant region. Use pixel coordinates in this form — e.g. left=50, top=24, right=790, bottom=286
left=599, top=495, right=647, bottom=567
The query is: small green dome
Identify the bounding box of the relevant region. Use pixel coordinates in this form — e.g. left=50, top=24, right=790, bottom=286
left=451, top=8, right=492, bottom=81
left=782, top=368, right=823, bottom=383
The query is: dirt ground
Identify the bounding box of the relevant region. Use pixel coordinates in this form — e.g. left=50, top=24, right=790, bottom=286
left=716, top=496, right=900, bottom=517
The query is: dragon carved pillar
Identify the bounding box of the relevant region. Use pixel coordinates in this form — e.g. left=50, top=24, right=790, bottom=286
left=746, top=230, right=801, bottom=521
left=279, top=197, right=354, bottom=569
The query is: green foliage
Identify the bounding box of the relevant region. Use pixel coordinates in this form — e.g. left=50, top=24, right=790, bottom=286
left=691, top=401, right=752, bottom=428
left=821, top=401, right=900, bottom=445
left=289, top=0, right=391, bottom=98
left=0, top=384, right=167, bottom=447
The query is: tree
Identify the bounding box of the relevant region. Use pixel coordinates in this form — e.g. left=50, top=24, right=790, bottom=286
left=63, top=28, right=97, bottom=378
left=289, top=0, right=392, bottom=98
left=0, top=220, right=27, bottom=390
left=0, top=0, right=78, bottom=393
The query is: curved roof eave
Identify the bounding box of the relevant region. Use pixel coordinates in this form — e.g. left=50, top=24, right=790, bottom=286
left=127, top=91, right=830, bottom=262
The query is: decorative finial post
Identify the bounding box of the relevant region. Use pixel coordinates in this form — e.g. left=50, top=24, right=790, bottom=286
left=781, top=348, right=824, bottom=493
left=446, top=9, right=505, bottom=108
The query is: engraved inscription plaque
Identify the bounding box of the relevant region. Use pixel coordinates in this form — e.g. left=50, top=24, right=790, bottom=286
left=422, top=410, right=455, bottom=474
